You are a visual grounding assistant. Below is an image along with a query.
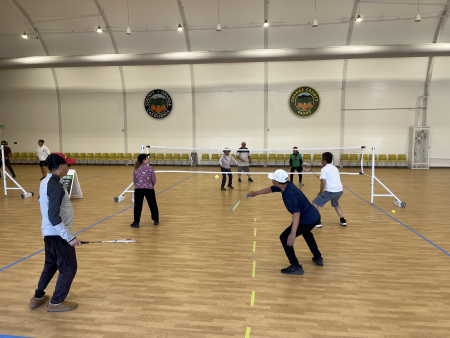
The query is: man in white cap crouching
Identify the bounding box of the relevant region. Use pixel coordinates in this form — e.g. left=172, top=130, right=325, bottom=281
left=248, top=169, right=323, bottom=275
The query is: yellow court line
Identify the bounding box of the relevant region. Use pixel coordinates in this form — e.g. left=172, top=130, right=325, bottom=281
left=245, top=326, right=251, bottom=338
left=252, top=261, right=256, bottom=277
left=253, top=241, right=256, bottom=252
left=250, top=291, right=255, bottom=306
left=254, top=228, right=257, bottom=236
left=254, top=218, right=257, bottom=222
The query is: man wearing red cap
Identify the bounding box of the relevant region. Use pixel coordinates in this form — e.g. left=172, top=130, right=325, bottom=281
left=29, top=152, right=82, bottom=312
left=290, top=147, right=303, bottom=186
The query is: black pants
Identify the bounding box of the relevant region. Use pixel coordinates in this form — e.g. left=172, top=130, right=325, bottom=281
left=221, top=167, right=232, bottom=188
left=134, top=189, right=159, bottom=224
left=0, top=159, right=15, bottom=177
left=279, top=218, right=321, bottom=266
left=290, top=166, right=302, bottom=183
left=35, top=236, right=77, bottom=304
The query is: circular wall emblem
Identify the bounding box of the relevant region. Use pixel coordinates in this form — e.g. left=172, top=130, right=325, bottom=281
left=289, top=86, right=320, bottom=117
left=144, top=89, right=173, bottom=119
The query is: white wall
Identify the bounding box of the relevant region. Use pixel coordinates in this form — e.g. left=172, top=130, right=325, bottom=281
left=1, top=58, right=450, bottom=166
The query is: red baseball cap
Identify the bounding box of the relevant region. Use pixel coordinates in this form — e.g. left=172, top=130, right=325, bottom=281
left=46, top=152, right=76, bottom=166
left=293, top=146, right=298, bottom=150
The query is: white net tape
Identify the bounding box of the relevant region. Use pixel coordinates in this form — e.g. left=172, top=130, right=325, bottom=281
left=139, top=145, right=367, bottom=175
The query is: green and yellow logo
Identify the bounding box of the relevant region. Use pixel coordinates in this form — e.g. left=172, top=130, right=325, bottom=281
left=289, top=86, right=320, bottom=117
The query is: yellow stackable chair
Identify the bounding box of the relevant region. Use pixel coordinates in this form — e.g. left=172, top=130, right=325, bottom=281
left=124, top=153, right=132, bottom=165
left=26, top=152, right=34, bottom=164
left=377, top=154, right=388, bottom=167
left=94, top=153, right=102, bottom=164
left=86, top=153, right=94, bottom=164
left=116, top=153, right=124, bottom=165
left=259, top=154, right=268, bottom=166
left=388, top=154, right=398, bottom=168
left=268, top=154, right=277, bottom=166
left=181, top=153, right=190, bottom=165
left=284, top=154, right=291, bottom=167
left=10, top=152, right=19, bottom=164
left=101, top=153, right=110, bottom=165
left=303, top=154, right=312, bottom=163
left=108, top=153, right=117, bottom=165
left=78, top=153, right=87, bottom=164
left=164, top=153, right=173, bottom=165
left=201, top=154, right=210, bottom=166
left=173, top=153, right=181, bottom=165
left=63, top=153, right=70, bottom=159
left=398, top=154, right=408, bottom=168
left=155, top=153, right=164, bottom=165
left=276, top=154, right=285, bottom=166
left=349, top=154, right=359, bottom=167
left=211, top=154, right=220, bottom=166
left=362, top=154, right=371, bottom=167
left=312, top=154, right=321, bottom=166
left=251, top=154, right=259, bottom=166
left=149, top=153, right=156, bottom=165
left=132, top=153, right=140, bottom=162
left=18, top=152, right=27, bottom=164
left=340, top=154, right=350, bottom=167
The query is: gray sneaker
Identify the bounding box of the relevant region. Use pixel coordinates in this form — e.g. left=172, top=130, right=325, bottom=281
left=47, top=301, right=78, bottom=312
left=281, top=265, right=304, bottom=275
left=312, top=257, right=324, bottom=266
left=299, top=182, right=304, bottom=186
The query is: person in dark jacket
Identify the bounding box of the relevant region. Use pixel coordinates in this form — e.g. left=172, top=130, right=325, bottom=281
left=290, top=146, right=303, bottom=186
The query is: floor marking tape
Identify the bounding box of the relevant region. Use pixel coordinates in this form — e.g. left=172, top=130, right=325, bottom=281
left=252, top=261, right=256, bottom=277
left=245, top=327, right=251, bottom=338
left=250, top=291, right=255, bottom=306
left=253, top=241, right=256, bottom=253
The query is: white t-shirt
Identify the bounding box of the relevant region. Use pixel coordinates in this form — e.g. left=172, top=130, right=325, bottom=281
left=37, top=145, right=50, bottom=161
left=320, top=164, right=343, bottom=192
left=237, top=148, right=250, bottom=166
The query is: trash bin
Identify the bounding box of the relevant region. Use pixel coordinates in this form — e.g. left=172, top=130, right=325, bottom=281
left=190, top=152, right=198, bottom=167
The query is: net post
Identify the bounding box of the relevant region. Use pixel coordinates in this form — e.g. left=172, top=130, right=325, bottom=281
left=141, top=145, right=144, bottom=153
left=1, top=145, right=6, bottom=196
left=146, top=145, right=150, bottom=155
left=371, top=146, right=375, bottom=204
left=360, top=146, right=365, bottom=174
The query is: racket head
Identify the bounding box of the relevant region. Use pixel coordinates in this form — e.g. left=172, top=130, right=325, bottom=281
left=302, top=161, right=312, bottom=172
left=230, top=200, right=242, bottom=212
left=113, top=239, right=136, bottom=243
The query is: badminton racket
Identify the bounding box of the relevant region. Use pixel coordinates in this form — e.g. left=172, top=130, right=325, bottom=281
left=230, top=194, right=251, bottom=212
left=80, top=239, right=136, bottom=244
left=302, top=162, right=321, bottom=180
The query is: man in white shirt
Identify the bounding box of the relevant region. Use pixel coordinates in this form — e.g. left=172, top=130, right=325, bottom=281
left=219, top=147, right=238, bottom=191
left=36, top=140, right=51, bottom=180
left=237, top=142, right=253, bottom=183
left=312, top=152, right=347, bottom=228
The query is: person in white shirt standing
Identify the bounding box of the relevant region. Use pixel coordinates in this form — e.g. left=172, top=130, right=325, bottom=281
left=36, top=140, right=51, bottom=180
left=219, top=147, right=238, bottom=191
left=237, top=142, right=253, bottom=183
left=312, top=152, right=347, bottom=228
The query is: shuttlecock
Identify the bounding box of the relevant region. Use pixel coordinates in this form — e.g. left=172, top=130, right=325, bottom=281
left=391, top=210, right=395, bottom=213
left=215, top=175, right=219, bottom=180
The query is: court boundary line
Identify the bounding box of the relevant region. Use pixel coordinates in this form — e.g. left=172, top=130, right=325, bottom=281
left=343, top=185, right=450, bottom=257
left=0, top=175, right=194, bottom=273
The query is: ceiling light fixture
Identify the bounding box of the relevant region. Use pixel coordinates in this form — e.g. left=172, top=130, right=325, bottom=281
left=312, top=0, right=318, bottom=27
left=216, top=0, right=222, bottom=31
left=355, top=3, right=362, bottom=22
left=415, top=0, right=422, bottom=22
left=21, top=32, right=28, bottom=39
left=263, top=19, right=269, bottom=27
left=96, top=9, right=102, bottom=32
left=177, top=23, right=183, bottom=31
left=126, top=0, right=132, bottom=34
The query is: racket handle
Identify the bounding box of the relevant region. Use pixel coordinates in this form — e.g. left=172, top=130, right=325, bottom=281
left=80, top=241, right=89, bottom=244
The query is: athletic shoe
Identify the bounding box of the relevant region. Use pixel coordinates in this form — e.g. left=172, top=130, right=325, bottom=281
left=29, top=295, right=49, bottom=309
left=281, top=265, right=304, bottom=275
left=154, top=221, right=159, bottom=225
left=228, top=185, right=234, bottom=189
left=47, top=301, right=78, bottom=312
left=340, top=217, right=347, bottom=226
left=299, top=182, right=304, bottom=186
left=40, top=177, right=45, bottom=180
left=248, top=178, right=253, bottom=182
left=221, top=187, right=226, bottom=191
left=238, top=178, right=242, bottom=182
left=13, top=175, right=16, bottom=179
left=315, top=224, right=322, bottom=228
left=130, top=222, right=139, bottom=228
left=312, top=257, right=324, bottom=266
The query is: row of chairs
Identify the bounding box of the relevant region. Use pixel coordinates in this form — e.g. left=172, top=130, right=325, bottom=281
left=6, top=152, right=408, bottom=167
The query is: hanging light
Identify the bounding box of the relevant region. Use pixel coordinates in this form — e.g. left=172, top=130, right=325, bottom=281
left=96, top=8, right=102, bottom=32
left=355, top=14, right=362, bottom=22
left=263, top=19, right=269, bottom=27
left=21, top=32, right=28, bottom=39
left=216, top=0, right=222, bottom=31
left=177, top=23, right=183, bottom=31
left=126, top=0, right=132, bottom=34
left=96, top=25, right=103, bottom=33
left=415, top=0, right=421, bottom=22
left=312, top=0, right=318, bottom=27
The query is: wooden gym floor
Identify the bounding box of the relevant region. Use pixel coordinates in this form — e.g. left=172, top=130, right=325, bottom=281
left=0, top=165, right=449, bottom=338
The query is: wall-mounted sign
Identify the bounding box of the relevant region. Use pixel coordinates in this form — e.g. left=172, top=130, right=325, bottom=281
left=144, top=89, right=173, bottom=119
left=289, top=86, right=320, bottom=117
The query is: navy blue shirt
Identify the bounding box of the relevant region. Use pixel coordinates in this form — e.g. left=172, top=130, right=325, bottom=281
left=271, top=182, right=320, bottom=224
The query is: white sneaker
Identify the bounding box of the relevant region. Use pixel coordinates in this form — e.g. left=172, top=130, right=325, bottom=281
left=299, top=182, right=304, bottom=186
left=315, top=224, right=322, bottom=228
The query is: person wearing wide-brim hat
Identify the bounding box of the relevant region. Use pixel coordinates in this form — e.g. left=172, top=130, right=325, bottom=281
left=290, top=146, right=303, bottom=186
left=130, top=153, right=159, bottom=228
left=219, top=147, right=238, bottom=191
left=248, top=169, right=323, bottom=275
left=30, top=152, right=81, bottom=312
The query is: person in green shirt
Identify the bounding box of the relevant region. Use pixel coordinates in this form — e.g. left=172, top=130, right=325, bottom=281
left=289, top=147, right=303, bottom=186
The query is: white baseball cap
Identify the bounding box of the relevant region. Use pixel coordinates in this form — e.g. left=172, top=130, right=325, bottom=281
left=268, top=169, right=289, bottom=183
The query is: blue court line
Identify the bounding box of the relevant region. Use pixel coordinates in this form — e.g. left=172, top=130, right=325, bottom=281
left=0, top=175, right=194, bottom=273
left=0, top=335, right=33, bottom=338
left=343, top=185, right=450, bottom=257
left=0, top=174, right=109, bottom=200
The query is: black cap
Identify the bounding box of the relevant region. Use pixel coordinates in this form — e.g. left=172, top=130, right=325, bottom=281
left=138, top=153, right=149, bottom=162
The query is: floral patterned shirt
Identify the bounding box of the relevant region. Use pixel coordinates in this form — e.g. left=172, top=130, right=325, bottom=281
left=133, top=164, right=156, bottom=189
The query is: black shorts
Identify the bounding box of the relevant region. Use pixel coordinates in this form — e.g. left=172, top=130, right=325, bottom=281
left=39, top=161, right=47, bottom=167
